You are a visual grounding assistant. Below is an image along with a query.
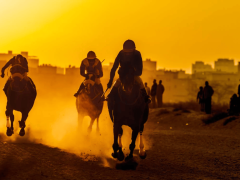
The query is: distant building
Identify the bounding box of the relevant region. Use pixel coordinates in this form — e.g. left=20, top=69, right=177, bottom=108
left=57, top=67, right=64, bottom=75
left=178, top=70, right=191, bottom=79
left=192, top=61, right=213, bottom=74
left=143, top=59, right=157, bottom=71
left=0, top=50, right=39, bottom=73
left=38, top=64, right=57, bottom=74
left=0, top=51, right=14, bottom=61
left=65, top=66, right=80, bottom=76
left=214, top=58, right=237, bottom=73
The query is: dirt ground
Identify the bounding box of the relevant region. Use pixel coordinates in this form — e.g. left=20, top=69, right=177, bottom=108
left=0, top=107, right=240, bottom=180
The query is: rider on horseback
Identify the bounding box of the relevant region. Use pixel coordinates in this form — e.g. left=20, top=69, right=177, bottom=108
left=1, top=54, right=35, bottom=95
left=1, top=54, right=36, bottom=137
left=74, top=51, right=104, bottom=97
left=107, top=40, right=151, bottom=103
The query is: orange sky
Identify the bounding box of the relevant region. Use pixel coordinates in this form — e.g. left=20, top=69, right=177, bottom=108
left=0, top=0, right=240, bottom=73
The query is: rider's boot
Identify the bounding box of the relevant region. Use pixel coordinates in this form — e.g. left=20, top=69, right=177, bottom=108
left=141, top=88, right=151, bottom=104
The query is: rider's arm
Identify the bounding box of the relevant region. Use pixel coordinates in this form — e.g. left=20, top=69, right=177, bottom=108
left=96, top=61, right=103, bottom=78
left=133, top=51, right=143, bottom=76
left=109, top=51, right=121, bottom=81
left=1, top=57, right=14, bottom=74
left=80, top=61, right=88, bottom=78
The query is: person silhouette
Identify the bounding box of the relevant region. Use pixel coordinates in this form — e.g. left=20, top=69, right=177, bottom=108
left=203, top=81, right=214, bottom=114
left=157, top=80, right=165, bottom=107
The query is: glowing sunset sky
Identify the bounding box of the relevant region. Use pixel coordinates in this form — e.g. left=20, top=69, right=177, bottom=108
left=0, top=0, right=240, bottom=73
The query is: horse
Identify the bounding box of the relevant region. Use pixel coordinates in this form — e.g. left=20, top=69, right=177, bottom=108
left=107, top=67, right=149, bottom=161
left=76, top=77, right=104, bottom=132
left=5, top=64, right=37, bottom=136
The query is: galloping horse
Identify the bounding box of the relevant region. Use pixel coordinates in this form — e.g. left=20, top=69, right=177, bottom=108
left=108, top=67, right=149, bottom=161
left=76, top=76, right=104, bottom=132
left=5, top=64, right=36, bottom=136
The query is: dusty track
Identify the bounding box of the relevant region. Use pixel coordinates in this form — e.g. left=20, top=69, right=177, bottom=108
left=0, top=108, right=240, bottom=180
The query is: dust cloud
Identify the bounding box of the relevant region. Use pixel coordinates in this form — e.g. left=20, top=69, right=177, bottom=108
left=0, top=74, right=151, bottom=167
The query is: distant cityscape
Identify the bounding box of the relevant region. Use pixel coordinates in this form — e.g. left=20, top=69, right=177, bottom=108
left=1, top=50, right=239, bottom=103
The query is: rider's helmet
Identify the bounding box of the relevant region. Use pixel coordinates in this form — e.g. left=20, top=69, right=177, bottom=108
left=123, top=40, right=136, bottom=52
left=87, top=51, right=96, bottom=59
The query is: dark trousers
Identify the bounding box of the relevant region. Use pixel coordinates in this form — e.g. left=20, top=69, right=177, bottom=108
left=151, top=95, right=156, bottom=108
left=157, top=95, right=163, bottom=107
left=205, top=98, right=212, bottom=114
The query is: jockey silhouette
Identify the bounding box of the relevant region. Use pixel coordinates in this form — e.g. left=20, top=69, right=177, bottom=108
left=107, top=39, right=151, bottom=103
left=74, top=51, right=104, bottom=97
left=1, top=54, right=36, bottom=112
left=1, top=54, right=35, bottom=95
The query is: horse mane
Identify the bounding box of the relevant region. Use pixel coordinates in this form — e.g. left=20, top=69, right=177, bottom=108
left=119, top=66, right=135, bottom=92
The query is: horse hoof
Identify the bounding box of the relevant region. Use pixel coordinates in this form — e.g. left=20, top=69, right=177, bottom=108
left=112, top=152, right=118, bottom=159
left=19, top=129, right=25, bottom=136
left=125, top=154, right=133, bottom=161
left=6, top=128, right=13, bottom=136
left=117, top=150, right=125, bottom=161
left=139, top=152, right=147, bottom=159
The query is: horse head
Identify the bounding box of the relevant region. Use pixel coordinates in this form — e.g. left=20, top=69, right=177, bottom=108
left=82, top=79, right=95, bottom=95
left=119, top=66, right=135, bottom=94
left=10, top=64, right=27, bottom=92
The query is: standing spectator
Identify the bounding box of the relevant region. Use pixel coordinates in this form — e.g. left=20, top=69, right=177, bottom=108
left=203, top=81, right=214, bottom=114
left=144, top=82, right=151, bottom=96
left=197, top=86, right=204, bottom=112
left=157, top=80, right=165, bottom=107
left=151, top=79, right=157, bottom=108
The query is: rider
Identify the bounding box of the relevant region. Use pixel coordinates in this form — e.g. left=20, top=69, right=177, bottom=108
left=74, top=51, right=104, bottom=97
left=106, top=39, right=151, bottom=103
left=1, top=54, right=32, bottom=95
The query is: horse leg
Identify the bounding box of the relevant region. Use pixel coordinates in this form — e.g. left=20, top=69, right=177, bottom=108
left=112, top=124, right=120, bottom=159
left=88, top=117, right=94, bottom=133
left=10, top=113, right=14, bottom=133
left=139, top=131, right=147, bottom=159
left=117, top=127, right=124, bottom=161
left=77, top=113, right=84, bottom=131
left=5, top=108, right=13, bottom=136
left=96, top=117, right=100, bottom=133
left=19, top=112, right=28, bottom=136
left=126, top=128, right=138, bottom=161
left=107, top=100, right=114, bottom=122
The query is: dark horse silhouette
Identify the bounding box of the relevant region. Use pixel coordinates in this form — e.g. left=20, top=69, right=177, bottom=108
left=228, top=93, right=240, bottom=115
left=5, top=64, right=36, bottom=136
left=107, top=67, right=149, bottom=161
left=76, top=78, right=104, bottom=132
